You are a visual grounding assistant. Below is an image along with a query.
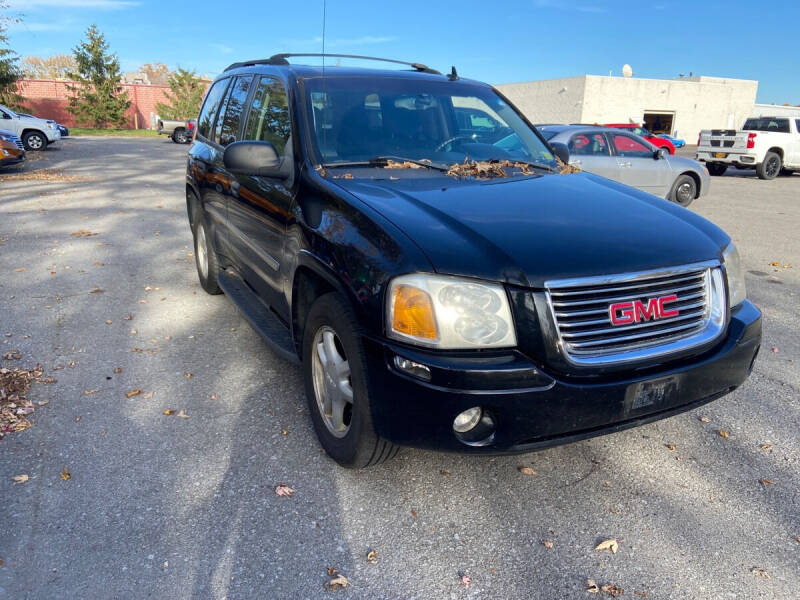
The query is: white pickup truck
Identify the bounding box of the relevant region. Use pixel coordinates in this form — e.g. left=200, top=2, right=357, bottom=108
left=0, top=103, right=61, bottom=151
left=696, top=116, right=800, bottom=179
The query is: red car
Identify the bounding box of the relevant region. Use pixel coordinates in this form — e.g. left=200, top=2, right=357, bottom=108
left=604, top=124, right=675, bottom=154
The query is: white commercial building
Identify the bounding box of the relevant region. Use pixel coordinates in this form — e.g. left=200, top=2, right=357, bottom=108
left=496, top=74, right=759, bottom=143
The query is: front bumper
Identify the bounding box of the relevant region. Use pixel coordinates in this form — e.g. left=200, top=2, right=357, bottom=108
left=0, top=146, right=25, bottom=166
left=46, top=129, right=61, bottom=143
left=365, top=300, right=761, bottom=453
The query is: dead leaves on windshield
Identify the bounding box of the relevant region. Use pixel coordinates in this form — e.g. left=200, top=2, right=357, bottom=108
left=446, top=158, right=541, bottom=179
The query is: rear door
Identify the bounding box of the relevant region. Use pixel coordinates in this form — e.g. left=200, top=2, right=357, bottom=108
left=608, top=132, right=671, bottom=196
left=792, top=119, right=800, bottom=166
left=226, top=75, right=295, bottom=319
left=567, top=132, right=619, bottom=180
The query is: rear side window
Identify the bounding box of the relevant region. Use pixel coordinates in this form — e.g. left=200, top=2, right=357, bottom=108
left=743, top=118, right=790, bottom=133
left=214, top=75, right=253, bottom=147
left=242, top=77, right=292, bottom=155
left=197, top=78, right=230, bottom=140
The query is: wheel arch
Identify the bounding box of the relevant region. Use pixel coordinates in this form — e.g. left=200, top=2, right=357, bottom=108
left=682, top=170, right=702, bottom=198
left=766, top=147, right=783, bottom=160
left=185, top=184, right=200, bottom=229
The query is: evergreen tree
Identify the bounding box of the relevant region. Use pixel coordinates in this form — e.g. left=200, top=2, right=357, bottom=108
left=67, top=25, right=130, bottom=128
left=155, top=67, right=206, bottom=120
left=0, top=2, right=24, bottom=110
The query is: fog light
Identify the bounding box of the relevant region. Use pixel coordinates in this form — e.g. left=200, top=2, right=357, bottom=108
left=453, top=407, right=482, bottom=433
left=393, top=355, right=432, bottom=381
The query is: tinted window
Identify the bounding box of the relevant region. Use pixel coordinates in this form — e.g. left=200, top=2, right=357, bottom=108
left=242, top=77, right=292, bottom=155
left=569, top=133, right=609, bottom=156
left=215, top=75, right=253, bottom=147
left=743, top=117, right=790, bottom=133
left=197, top=78, right=230, bottom=139
left=609, top=133, right=653, bottom=157
left=796, top=119, right=800, bottom=133
left=539, top=130, right=558, bottom=141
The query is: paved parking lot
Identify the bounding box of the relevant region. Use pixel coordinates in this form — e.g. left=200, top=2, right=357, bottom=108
left=1, top=138, right=798, bottom=599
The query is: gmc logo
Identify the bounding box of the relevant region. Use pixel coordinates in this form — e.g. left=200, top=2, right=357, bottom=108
left=609, top=294, right=679, bottom=326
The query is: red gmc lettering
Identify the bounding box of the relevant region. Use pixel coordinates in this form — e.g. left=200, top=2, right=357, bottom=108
left=609, top=294, right=680, bottom=326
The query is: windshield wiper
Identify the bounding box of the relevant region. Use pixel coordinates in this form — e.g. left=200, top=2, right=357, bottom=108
left=480, top=158, right=557, bottom=173
left=322, top=156, right=450, bottom=172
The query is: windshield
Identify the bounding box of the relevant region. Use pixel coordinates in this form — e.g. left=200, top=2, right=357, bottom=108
left=302, top=76, right=556, bottom=168
left=743, top=118, right=790, bottom=133
left=0, top=104, right=17, bottom=118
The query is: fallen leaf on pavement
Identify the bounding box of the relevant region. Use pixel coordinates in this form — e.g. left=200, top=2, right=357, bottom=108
left=275, top=483, right=294, bottom=497
left=3, top=350, right=22, bottom=360
left=595, top=539, right=619, bottom=554
left=60, top=467, right=71, bottom=481
left=281, top=428, right=288, bottom=435
left=770, top=347, right=779, bottom=353
left=410, top=509, right=417, bottom=518
left=542, top=540, right=554, bottom=549
left=699, top=416, right=711, bottom=423
left=125, top=389, right=142, bottom=399
left=458, top=571, right=471, bottom=587
left=113, top=367, right=122, bottom=374
left=586, top=579, right=600, bottom=593
left=123, top=313, right=134, bottom=320
left=144, top=391, right=154, bottom=399
left=163, top=409, right=175, bottom=415
left=176, top=410, right=189, bottom=418
left=12, top=474, right=29, bottom=483
left=751, top=567, right=770, bottom=579
left=210, top=394, right=218, bottom=401
left=759, top=478, right=776, bottom=487
left=601, top=583, right=624, bottom=597
left=760, top=444, right=772, bottom=450
left=518, top=466, right=537, bottom=476
left=92, top=262, right=104, bottom=267
left=70, top=230, right=98, bottom=237
left=89, top=287, right=104, bottom=294
left=83, top=389, right=98, bottom=395
left=665, top=444, right=676, bottom=451
left=13, top=268, right=25, bottom=272
left=324, top=568, right=350, bottom=591
left=439, top=469, right=450, bottom=476
left=717, top=429, right=730, bottom=439
left=366, top=550, right=378, bottom=564
left=104, top=320, right=112, bottom=325
left=184, top=372, right=193, bottom=379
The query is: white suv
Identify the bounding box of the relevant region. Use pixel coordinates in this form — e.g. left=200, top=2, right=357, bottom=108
left=0, top=104, right=61, bottom=151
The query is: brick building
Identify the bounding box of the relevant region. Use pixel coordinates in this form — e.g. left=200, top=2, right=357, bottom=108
left=16, top=79, right=174, bottom=129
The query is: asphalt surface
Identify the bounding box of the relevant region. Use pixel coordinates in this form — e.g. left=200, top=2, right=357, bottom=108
left=1, top=138, right=798, bottom=600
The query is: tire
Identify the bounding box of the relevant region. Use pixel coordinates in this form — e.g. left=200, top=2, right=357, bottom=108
left=756, top=151, right=781, bottom=180
left=192, top=216, right=222, bottom=294
left=669, top=174, right=696, bottom=207
left=706, top=163, right=727, bottom=176
left=302, top=292, right=398, bottom=468
left=171, top=128, right=187, bottom=144
left=22, top=131, right=47, bottom=151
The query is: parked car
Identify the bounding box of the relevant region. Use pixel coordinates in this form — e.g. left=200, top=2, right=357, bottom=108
left=157, top=118, right=192, bottom=144
left=17, top=113, right=69, bottom=138
left=0, top=104, right=61, bottom=151
left=605, top=123, right=675, bottom=154
left=658, top=133, right=685, bottom=148
left=0, top=128, right=25, bottom=168
left=186, top=53, right=761, bottom=468
left=696, top=116, right=800, bottom=179
left=538, top=125, right=708, bottom=206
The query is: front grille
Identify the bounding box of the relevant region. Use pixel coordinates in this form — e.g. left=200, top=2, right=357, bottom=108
left=546, top=262, right=726, bottom=366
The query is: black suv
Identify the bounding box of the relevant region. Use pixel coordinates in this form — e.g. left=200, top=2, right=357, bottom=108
left=185, top=54, right=762, bottom=468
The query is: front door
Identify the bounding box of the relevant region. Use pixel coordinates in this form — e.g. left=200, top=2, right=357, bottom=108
left=608, top=132, right=671, bottom=197
left=226, top=76, right=295, bottom=320
left=567, top=132, right=619, bottom=180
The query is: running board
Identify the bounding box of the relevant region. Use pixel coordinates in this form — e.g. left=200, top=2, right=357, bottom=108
left=218, top=270, right=299, bottom=364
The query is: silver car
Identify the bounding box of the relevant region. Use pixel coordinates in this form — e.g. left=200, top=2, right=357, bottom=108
left=539, top=125, right=709, bottom=207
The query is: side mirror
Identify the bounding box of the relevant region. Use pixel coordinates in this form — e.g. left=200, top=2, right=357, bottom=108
left=223, top=141, right=287, bottom=178
left=655, top=147, right=668, bottom=160
left=550, top=142, right=570, bottom=165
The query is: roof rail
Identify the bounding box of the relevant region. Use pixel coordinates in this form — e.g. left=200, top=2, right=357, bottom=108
left=224, top=53, right=441, bottom=75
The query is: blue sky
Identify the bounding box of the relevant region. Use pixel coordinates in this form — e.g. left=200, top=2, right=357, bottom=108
left=6, top=0, right=799, bottom=104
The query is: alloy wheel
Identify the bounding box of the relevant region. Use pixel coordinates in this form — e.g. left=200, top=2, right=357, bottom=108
left=311, top=326, right=353, bottom=438
left=196, top=223, right=209, bottom=279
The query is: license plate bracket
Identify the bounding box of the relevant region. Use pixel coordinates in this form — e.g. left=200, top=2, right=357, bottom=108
left=625, top=376, right=679, bottom=413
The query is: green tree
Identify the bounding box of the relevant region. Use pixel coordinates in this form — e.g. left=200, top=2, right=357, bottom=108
left=155, top=67, right=205, bottom=120
left=67, top=24, right=130, bottom=128
left=0, top=1, right=24, bottom=109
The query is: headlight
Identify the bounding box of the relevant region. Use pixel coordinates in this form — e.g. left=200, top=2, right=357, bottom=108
left=387, top=274, right=517, bottom=349
left=47, top=123, right=55, bottom=129
left=722, top=242, right=746, bottom=307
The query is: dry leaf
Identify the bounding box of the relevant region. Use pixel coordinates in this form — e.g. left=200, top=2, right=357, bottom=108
left=410, top=509, right=417, bottom=518
left=366, top=550, right=378, bottom=564
left=717, top=429, right=730, bottom=438
left=104, top=320, right=112, bottom=325
left=281, top=428, right=288, bottom=435
left=794, top=535, right=800, bottom=544
left=60, top=467, right=71, bottom=481
left=542, top=540, right=554, bottom=549
left=83, top=389, right=98, bottom=395
left=125, top=389, right=142, bottom=399
left=89, top=287, right=104, bottom=294
left=275, top=483, right=294, bottom=497
left=665, top=444, right=676, bottom=451
left=144, top=391, right=154, bottom=399
left=751, top=567, right=770, bottom=579
left=586, top=579, right=600, bottom=593
left=518, top=466, right=537, bottom=476
left=70, top=229, right=98, bottom=237
left=458, top=571, right=471, bottom=587
left=177, top=410, right=189, bottom=418
left=113, top=367, right=122, bottom=374
left=184, top=372, right=193, bottom=379
left=324, top=569, right=350, bottom=591
left=3, top=350, right=22, bottom=360
left=760, top=444, right=772, bottom=450
left=699, top=416, right=711, bottom=423
left=759, top=478, right=776, bottom=487
left=93, top=261, right=104, bottom=267
left=439, top=469, right=450, bottom=476
left=210, top=394, right=218, bottom=401
left=770, top=347, right=779, bottom=353
left=13, top=268, right=25, bottom=272
left=595, top=539, right=619, bottom=554
left=12, top=474, right=29, bottom=483
left=601, top=583, right=625, bottom=597
left=163, top=409, right=175, bottom=415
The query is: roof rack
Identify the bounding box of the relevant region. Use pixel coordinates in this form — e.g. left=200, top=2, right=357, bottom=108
left=224, top=53, right=441, bottom=75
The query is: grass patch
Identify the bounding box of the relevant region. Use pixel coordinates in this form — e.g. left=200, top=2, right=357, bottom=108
left=70, top=128, right=160, bottom=137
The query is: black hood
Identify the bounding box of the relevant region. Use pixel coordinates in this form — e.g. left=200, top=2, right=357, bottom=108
left=332, top=171, right=729, bottom=288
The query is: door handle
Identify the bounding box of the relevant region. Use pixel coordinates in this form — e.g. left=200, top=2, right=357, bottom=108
left=620, top=161, right=631, bottom=168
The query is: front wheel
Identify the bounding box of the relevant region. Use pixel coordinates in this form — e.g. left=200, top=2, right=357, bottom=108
left=706, top=163, right=727, bottom=176
left=669, top=174, right=696, bottom=207
left=303, top=293, right=398, bottom=468
left=756, top=152, right=781, bottom=180
left=22, top=131, right=47, bottom=151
